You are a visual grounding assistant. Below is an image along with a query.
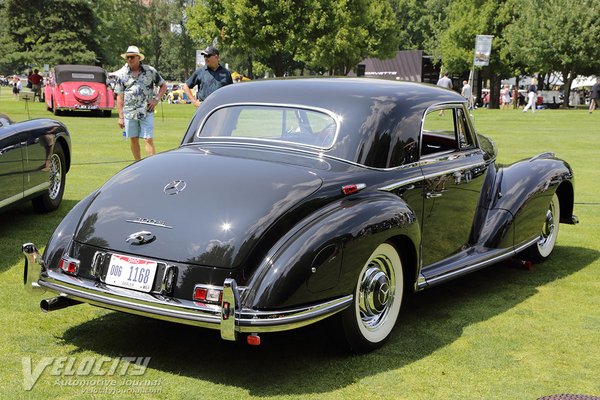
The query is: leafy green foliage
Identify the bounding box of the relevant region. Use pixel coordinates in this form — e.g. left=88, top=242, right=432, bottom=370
left=0, top=0, right=100, bottom=69
left=0, top=0, right=597, bottom=94
left=186, top=0, right=400, bottom=77
left=504, top=0, right=600, bottom=107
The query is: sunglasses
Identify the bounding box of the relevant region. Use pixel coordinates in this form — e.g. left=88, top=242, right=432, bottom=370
left=203, top=54, right=214, bottom=59
left=126, top=55, right=138, bottom=60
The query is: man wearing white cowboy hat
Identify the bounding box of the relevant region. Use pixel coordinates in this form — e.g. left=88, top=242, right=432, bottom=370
left=115, top=45, right=167, bottom=160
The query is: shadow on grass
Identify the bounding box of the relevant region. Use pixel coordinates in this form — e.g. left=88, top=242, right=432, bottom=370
left=57, top=245, right=599, bottom=396
left=0, top=200, right=78, bottom=274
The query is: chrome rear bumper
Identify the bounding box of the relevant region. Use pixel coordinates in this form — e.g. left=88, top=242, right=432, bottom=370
left=23, top=243, right=352, bottom=341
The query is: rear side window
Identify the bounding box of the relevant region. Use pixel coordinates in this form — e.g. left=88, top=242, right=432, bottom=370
left=421, top=106, right=475, bottom=156
left=197, top=105, right=337, bottom=149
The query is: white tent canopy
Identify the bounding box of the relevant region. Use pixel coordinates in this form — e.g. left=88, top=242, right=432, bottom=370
left=571, top=75, right=597, bottom=89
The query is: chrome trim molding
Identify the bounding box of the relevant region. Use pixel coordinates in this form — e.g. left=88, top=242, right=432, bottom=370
left=0, top=193, right=23, bottom=208
left=419, top=237, right=541, bottom=288
left=1, top=181, right=50, bottom=208
left=195, top=102, right=341, bottom=151
left=23, top=182, right=51, bottom=197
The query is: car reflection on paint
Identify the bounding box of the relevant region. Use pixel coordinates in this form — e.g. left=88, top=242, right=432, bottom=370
left=44, top=65, right=114, bottom=117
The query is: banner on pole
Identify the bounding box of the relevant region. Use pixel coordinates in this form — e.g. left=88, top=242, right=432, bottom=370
left=474, top=35, right=494, bottom=66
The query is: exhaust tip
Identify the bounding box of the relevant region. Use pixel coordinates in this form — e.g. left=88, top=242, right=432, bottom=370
left=40, top=296, right=81, bottom=313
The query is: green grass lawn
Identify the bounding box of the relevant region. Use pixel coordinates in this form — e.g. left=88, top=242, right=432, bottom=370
left=0, top=88, right=599, bottom=400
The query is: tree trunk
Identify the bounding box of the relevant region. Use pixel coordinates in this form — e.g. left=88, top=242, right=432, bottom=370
left=246, top=54, right=254, bottom=80
left=489, top=73, right=502, bottom=109
left=561, top=70, right=575, bottom=109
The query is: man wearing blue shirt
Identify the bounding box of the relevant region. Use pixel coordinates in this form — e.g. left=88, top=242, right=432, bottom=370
left=183, top=46, right=233, bottom=107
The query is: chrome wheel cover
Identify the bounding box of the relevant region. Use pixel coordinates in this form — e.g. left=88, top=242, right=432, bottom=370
left=536, top=193, right=560, bottom=258
left=355, top=243, right=403, bottom=343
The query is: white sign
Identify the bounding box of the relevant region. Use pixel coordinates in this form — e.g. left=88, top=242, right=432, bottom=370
left=196, top=50, right=205, bottom=68
left=474, top=35, right=494, bottom=66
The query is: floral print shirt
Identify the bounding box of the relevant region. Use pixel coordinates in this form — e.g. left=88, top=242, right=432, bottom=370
left=114, top=64, right=165, bottom=120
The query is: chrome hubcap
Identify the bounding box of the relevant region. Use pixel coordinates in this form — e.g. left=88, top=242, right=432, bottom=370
left=359, top=256, right=395, bottom=330
left=538, top=202, right=556, bottom=247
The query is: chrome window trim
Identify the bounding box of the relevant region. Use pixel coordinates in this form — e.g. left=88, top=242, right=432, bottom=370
left=194, top=102, right=341, bottom=151
left=419, top=102, right=478, bottom=157
left=379, top=150, right=486, bottom=192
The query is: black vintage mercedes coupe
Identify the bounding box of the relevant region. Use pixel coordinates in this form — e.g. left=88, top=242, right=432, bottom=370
left=23, top=79, right=577, bottom=352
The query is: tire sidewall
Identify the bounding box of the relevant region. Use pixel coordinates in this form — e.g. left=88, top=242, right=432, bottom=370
left=341, top=242, right=403, bottom=352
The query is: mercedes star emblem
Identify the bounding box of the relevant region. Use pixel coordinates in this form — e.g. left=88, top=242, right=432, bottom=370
left=164, top=180, right=187, bottom=195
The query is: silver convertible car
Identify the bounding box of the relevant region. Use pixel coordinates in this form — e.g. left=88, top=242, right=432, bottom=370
left=23, top=78, right=577, bottom=352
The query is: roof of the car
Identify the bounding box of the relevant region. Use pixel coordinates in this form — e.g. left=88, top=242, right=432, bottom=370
left=204, top=77, right=465, bottom=109
left=189, top=78, right=468, bottom=168
left=54, top=64, right=106, bottom=74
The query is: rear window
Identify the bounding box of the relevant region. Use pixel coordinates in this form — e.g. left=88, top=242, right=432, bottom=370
left=197, top=105, right=338, bottom=149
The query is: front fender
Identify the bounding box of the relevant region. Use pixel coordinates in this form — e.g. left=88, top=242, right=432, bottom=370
left=491, top=154, right=574, bottom=247
left=242, top=192, right=419, bottom=310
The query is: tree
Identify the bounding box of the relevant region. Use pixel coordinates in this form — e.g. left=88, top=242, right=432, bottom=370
left=438, top=0, right=518, bottom=108
left=157, top=1, right=197, bottom=80
left=393, top=0, right=452, bottom=55
left=1, top=0, right=101, bottom=70
left=186, top=0, right=400, bottom=77
left=504, top=0, right=600, bottom=108
left=187, top=0, right=316, bottom=77
left=303, top=0, right=400, bottom=76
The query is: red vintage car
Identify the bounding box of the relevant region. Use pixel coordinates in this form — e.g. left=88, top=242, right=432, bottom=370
left=44, top=65, right=114, bottom=117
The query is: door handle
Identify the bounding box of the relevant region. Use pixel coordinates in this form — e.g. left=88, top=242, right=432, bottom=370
left=425, top=192, right=442, bottom=199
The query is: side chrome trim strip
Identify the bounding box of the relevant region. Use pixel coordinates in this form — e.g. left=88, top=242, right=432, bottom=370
left=0, top=182, right=50, bottom=208
left=23, top=182, right=50, bottom=197
left=419, top=237, right=541, bottom=288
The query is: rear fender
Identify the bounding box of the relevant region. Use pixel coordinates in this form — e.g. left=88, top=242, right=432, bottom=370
left=243, top=193, right=419, bottom=310
left=43, top=190, right=99, bottom=270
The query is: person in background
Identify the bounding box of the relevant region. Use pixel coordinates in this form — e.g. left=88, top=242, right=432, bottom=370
left=500, top=85, right=511, bottom=110
left=589, top=77, right=600, bottom=114
left=12, top=75, right=21, bottom=98
left=523, top=78, right=538, bottom=113
left=461, top=80, right=473, bottom=110
left=28, top=69, right=43, bottom=101
left=114, top=45, right=167, bottom=161
left=437, top=72, right=453, bottom=90
left=512, top=87, right=520, bottom=109
left=183, top=46, right=233, bottom=108
left=482, top=92, right=490, bottom=108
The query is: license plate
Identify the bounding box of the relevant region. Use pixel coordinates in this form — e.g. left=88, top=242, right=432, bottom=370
left=105, top=254, right=157, bottom=292
left=76, top=105, right=98, bottom=110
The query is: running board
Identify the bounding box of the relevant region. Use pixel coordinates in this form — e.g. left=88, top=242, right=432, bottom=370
left=417, top=237, right=539, bottom=289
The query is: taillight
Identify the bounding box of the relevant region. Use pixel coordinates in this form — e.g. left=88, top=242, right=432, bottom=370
left=193, top=285, right=222, bottom=303
left=59, top=256, right=80, bottom=276
left=341, top=183, right=366, bottom=195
